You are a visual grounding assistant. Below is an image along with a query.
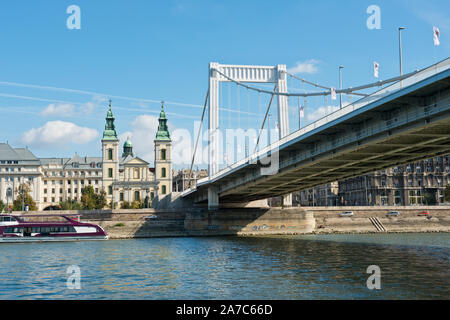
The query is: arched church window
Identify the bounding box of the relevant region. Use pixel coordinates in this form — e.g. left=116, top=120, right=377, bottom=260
left=161, top=149, right=166, bottom=160
left=161, top=167, right=166, bottom=178
left=108, top=149, right=113, bottom=160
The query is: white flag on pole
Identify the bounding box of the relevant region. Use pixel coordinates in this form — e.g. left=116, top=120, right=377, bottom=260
left=433, top=26, right=440, bottom=46
left=373, top=61, right=379, bottom=78
left=331, top=87, right=337, bottom=100
left=275, top=122, right=279, bottom=133
left=299, top=106, right=304, bottom=118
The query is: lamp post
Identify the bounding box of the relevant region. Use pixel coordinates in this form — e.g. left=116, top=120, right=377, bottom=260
left=339, top=66, right=344, bottom=109
left=398, top=27, right=405, bottom=76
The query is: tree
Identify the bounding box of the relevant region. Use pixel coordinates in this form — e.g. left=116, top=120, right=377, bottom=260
left=0, top=200, right=5, bottom=213
left=120, top=201, right=132, bottom=209
left=94, top=189, right=107, bottom=209
left=81, top=186, right=97, bottom=210
left=81, top=186, right=107, bottom=210
left=12, top=183, right=37, bottom=211
left=445, top=185, right=450, bottom=203
left=423, top=191, right=437, bottom=205
left=131, top=201, right=144, bottom=209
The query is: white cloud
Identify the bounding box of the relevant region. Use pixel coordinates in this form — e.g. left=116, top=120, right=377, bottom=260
left=40, top=100, right=98, bottom=117
left=40, top=103, right=75, bottom=117
left=287, top=59, right=320, bottom=74
left=119, top=115, right=160, bottom=163
left=21, top=121, right=98, bottom=148
left=306, top=105, right=340, bottom=122
left=305, top=100, right=352, bottom=123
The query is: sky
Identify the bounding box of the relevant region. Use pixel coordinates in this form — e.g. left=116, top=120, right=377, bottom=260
left=0, top=0, right=448, bottom=169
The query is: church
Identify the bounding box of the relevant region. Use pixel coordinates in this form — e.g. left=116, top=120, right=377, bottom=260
left=101, top=101, right=173, bottom=208
left=0, top=101, right=172, bottom=211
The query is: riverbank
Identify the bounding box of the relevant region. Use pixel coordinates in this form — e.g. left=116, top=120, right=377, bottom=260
left=16, top=206, right=450, bottom=238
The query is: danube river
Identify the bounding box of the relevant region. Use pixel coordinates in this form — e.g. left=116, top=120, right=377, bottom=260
left=0, top=233, right=449, bottom=299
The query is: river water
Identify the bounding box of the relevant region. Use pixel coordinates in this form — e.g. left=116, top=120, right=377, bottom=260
left=0, top=233, right=448, bottom=299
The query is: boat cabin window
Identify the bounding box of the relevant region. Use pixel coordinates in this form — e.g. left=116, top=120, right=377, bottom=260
left=0, top=216, right=16, bottom=222
left=30, top=226, right=76, bottom=233
left=4, top=227, right=23, bottom=234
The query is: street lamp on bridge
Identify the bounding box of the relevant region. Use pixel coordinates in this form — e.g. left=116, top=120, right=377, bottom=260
left=339, top=66, right=344, bottom=109
left=399, top=27, right=406, bottom=77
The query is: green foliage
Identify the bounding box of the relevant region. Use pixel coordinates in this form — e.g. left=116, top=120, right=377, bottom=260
left=120, top=201, right=132, bottom=209
left=108, top=201, right=119, bottom=209
left=12, top=184, right=37, bottom=211
left=0, top=200, right=5, bottom=213
left=81, top=186, right=107, bottom=210
left=131, top=201, right=144, bottom=209
left=423, top=192, right=437, bottom=205
left=445, top=185, right=450, bottom=202
left=112, top=223, right=125, bottom=227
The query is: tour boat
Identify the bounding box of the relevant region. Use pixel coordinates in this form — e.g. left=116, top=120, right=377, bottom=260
left=0, top=214, right=108, bottom=243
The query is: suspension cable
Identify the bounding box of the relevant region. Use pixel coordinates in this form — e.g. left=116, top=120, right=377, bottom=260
left=212, top=68, right=419, bottom=98
left=254, top=83, right=278, bottom=154
left=188, top=89, right=209, bottom=189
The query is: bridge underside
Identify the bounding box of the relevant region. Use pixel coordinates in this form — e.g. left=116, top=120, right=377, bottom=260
left=186, top=69, right=450, bottom=206
left=220, top=117, right=450, bottom=202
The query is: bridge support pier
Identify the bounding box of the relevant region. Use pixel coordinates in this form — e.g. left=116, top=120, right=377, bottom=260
left=282, top=194, right=292, bottom=207
left=208, top=186, right=219, bottom=211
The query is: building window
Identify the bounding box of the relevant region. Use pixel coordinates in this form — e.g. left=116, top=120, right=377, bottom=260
left=108, top=168, right=113, bottom=178
left=44, top=180, right=47, bottom=185
left=44, top=189, right=47, bottom=194
left=161, top=167, right=166, bottom=178
left=108, top=186, right=113, bottom=195
left=120, top=193, right=124, bottom=201
left=108, top=149, right=113, bottom=160
left=44, top=197, right=47, bottom=202
left=133, top=168, right=140, bottom=179
left=161, top=149, right=166, bottom=160
left=134, top=191, right=140, bottom=201
left=162, top=185, right=167, bottom=194
left=52, top=188, right=55, bottom=194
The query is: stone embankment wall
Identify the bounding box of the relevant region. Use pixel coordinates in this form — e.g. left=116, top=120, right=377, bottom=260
left=16, top=208, right=315, bottom=239
left=304, top=206, right=450, bottom=234
left=15, top=206, right=450, bottom=238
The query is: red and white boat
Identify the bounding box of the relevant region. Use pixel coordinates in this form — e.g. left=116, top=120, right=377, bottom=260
left=0, top=214, right=108, bottom=243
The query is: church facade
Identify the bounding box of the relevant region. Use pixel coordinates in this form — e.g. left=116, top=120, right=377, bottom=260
left=0, top=102, right=172, bottom=211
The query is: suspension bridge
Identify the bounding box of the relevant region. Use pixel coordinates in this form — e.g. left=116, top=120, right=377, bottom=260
left=180, top=58, right=450, bottom=210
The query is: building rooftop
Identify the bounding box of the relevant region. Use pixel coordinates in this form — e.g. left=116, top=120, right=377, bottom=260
left=0, top=143, right=39, bottom=163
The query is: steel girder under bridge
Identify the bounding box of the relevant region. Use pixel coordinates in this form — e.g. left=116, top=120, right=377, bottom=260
left=182, top=60, right=450, bottom=209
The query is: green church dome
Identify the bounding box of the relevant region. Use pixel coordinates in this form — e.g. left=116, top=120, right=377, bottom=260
left=124, top=138, right=133, bottom=148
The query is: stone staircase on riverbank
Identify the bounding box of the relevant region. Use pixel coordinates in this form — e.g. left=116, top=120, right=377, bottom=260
left=369, top=217, right=387, bottom=232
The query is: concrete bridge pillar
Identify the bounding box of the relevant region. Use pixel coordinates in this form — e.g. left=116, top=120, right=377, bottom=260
left=208, top=186, right=219, bottom=211
left=282, top=194, right=292, bottom=207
